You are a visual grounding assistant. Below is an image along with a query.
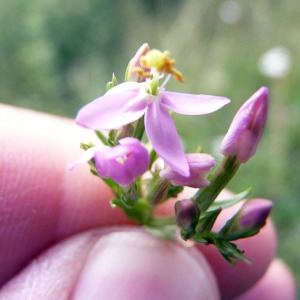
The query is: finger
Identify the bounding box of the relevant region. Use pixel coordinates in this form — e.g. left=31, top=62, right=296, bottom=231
left=0, top=228, right=220, bottom=300
left=0, top=104, right=129, bottom=285
left=235, top=259, right=296, bottom=300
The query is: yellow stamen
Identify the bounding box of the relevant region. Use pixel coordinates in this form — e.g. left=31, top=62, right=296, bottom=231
left=138, top=49, right=184, bottom=82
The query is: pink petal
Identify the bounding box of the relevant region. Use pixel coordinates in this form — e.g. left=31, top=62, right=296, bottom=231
left=75, top=82, right=148, bottom=130
left=161, top=91, right=230, bottom=115
left=68, top=146, right=106, bottom=170
left=95, top=137, right=149, bottom=186
left=145, top=102, right=189, bottom=176
left=160, top=153, right=215, bottom=188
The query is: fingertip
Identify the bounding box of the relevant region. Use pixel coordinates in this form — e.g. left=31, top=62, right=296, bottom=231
left=235, top=259, right=296, bottom=300
left=72, top=229, right=220, bottom=300
left=0, top=228, right=221, bottom=300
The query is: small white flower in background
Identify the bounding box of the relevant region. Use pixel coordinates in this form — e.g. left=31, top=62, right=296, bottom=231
left=258, top=46, right=291, bottom=79
left=219, top=1, right=242, bottom=24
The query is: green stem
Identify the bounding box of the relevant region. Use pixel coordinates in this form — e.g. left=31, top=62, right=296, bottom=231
left=148, top=148, right=158, bottom=170
left=193, top=156, right=241, bottom=212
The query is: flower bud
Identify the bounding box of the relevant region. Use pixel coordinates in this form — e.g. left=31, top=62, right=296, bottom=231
left=219, top=198, right=273, bottom=241
left=160, top=153, right=215, bottom=188
left=175, top=199, right=200, bottom=234
left=238, top=198, right=273, bottom=229
left=69, top=137, right=149, bottom=186
left=220, top=87, right=269, bottom=163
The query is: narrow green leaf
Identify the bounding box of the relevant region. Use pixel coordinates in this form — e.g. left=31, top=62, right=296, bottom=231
left=207, top=188, right=252, bottom=211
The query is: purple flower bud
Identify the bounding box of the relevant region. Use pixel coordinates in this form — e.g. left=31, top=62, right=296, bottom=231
left=69, top=137, right=149, bottom=186
left=239, top=199, right=273, bottom=229
left=159, top=153, right=215, bottom=188
left=220, top=87, right=269, bottom=163
left=175, top=199, right=199, bottom=231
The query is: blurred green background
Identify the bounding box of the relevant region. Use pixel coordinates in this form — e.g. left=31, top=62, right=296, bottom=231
left=1, top=0, right=299, bottom=294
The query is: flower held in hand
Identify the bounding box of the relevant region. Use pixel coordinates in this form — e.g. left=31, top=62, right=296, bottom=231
left=76, top=81, right=229, bottom=176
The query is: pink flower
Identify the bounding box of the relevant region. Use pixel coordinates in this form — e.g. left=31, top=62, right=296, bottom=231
left=76, top=81, right=229, bottom=176
left=160, top=153, right=215, bottom=188
left=68, top=137, right=149, bottom=186
left=220, top=87, right=269, bottom=163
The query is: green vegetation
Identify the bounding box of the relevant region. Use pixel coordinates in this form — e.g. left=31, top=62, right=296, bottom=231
left=1, top=0, right=299, bottom=292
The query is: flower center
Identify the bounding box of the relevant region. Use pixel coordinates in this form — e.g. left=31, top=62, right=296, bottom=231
left=142, top=78, right=163, bottom=105
left=136, top=49, right=184, bottom=83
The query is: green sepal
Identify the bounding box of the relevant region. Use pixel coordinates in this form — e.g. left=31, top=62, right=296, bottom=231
left=149, top=77, right=159, bottom=95
left=108, top=129, right=118, bottom=146
left=95, top=130, right=110, bottom=146
left=193, top=232, right=249, bottom=265
left=106, top=73, right=118, bottom=91
left=110, top=197, right=153, bottom=225
left=167, top=185, right=184, bottom=199
left=148, top=148, right=158, bottom=170
left=145, top=173, right=170, bottom=206
left=215, top=238, right=250, bottom=264
left=124, top=63, right=131, bottom=82
left=195, top=208, right=222, bottom=234
left=221, top=226, right=260, bottom=242
left=133, top=116, right=145, bottom=140
left=145, top=215, right=177, bottom=240
left=80, top=142, right=95, bottom=150
left=100, top=178, right=120, bottom=196
left=180, top=227, right=196, bottom=241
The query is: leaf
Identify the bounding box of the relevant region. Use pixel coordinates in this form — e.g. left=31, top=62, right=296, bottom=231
left=207, top=188, right=252, bottom=211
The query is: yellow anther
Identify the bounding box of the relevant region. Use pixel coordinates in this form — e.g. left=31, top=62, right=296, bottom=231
left=140, top=49, right=184, bottom=82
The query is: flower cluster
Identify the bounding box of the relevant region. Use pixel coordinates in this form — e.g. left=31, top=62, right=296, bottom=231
left=70, top=43, right=271, bottom=263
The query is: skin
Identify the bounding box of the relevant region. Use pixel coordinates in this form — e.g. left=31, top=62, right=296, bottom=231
left=0, top=104, right=296, bottom=299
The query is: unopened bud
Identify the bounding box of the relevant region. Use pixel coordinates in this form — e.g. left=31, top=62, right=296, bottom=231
left=238, top=198, right=273, bottom=229
left=220, top=87, right=269, bottom=163
left=175, top=199, right=200, bottom=238
left=219, top=198, right=273, bottom=241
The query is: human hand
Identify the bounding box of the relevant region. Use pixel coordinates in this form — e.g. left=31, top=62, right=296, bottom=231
left=0, top=104, right=296, bottom=299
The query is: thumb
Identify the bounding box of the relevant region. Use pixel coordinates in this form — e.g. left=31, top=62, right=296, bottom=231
left=0, top=228, right=219, bottom=300
left=72, top=229, right=219, bottom=300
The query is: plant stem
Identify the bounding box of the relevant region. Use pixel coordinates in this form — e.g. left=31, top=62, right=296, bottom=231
left=193, top=156, right=241, bottom=212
